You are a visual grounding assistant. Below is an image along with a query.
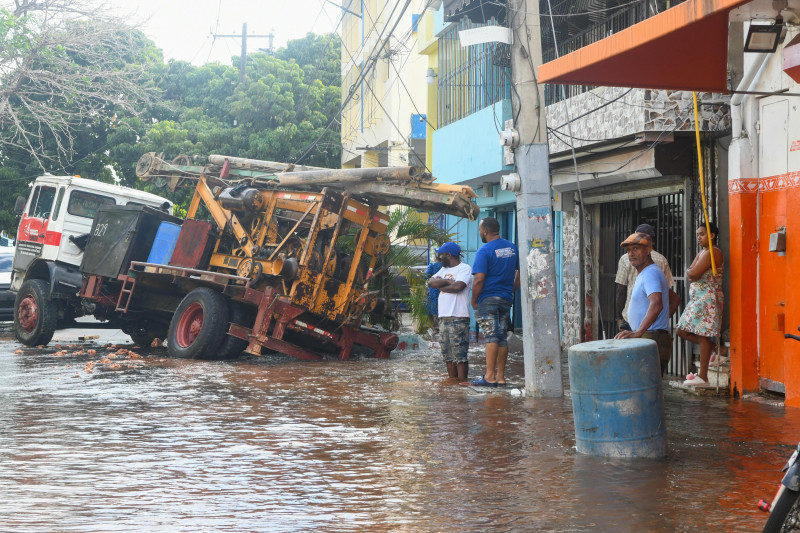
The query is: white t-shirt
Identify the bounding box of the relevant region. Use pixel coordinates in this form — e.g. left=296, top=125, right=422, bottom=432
left=432, top=262, right=473, bottom=318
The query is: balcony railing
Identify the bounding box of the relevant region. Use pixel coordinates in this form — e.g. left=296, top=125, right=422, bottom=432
left=541, top=0, right=688, bottom=105
left=438, top=19, right=512, bottom=127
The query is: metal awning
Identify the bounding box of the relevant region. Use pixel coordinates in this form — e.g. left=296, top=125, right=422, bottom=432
left=538, top=0, right=753, bottom=92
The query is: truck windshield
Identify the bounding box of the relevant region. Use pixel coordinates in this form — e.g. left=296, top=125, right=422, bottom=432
left=67, top=190, right=115, bottom=219
left=30, top=186, right=57, bottom=219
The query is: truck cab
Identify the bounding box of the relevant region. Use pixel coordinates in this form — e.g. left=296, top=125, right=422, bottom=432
left=12, top=175, right=170, bottom=345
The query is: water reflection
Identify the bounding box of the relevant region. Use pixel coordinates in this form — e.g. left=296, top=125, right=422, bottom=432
left=0, top=343, right=797, bottom=531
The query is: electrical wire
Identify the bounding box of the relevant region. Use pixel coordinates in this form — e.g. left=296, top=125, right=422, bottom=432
left=544, top=0, right=593, bottom=340
left=549, top=89, right=634, bottom=132
left=296, top=0, right=407, bottom=160
left=294, top=0, right=417, bottom=164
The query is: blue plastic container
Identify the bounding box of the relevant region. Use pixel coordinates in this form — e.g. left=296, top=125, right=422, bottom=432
left=568, top=339, right=667, bottom=458
left=146, top=221, right=181, bottom=265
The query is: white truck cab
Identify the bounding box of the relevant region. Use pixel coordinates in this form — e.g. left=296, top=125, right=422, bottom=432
left=13, top=175, right=171, bottom=291
left=12, top=175, right=171, bottom=345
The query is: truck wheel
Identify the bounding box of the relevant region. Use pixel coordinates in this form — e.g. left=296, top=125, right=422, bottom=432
left=168, top=288, right=228, bottom=359
left=124, top=328, right=165, bottom=347
left=14, top=279, right=58, bottom=347
left=217, top=302, right=251, bottom=359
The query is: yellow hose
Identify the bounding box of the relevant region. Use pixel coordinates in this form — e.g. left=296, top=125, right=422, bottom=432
left=692, top=91, right=717, bottom=276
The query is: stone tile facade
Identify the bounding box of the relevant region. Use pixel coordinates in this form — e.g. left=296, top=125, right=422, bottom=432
left=545, top=87, right=731, bottom=154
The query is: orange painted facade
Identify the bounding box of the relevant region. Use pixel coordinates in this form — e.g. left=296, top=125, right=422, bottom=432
left=537, top=0, right=751, bottom=92
left=730, top=173, right=800, bottom=405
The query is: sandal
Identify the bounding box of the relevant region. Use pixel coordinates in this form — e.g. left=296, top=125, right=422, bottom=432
left=684, top=374, right=708, bottom=386
left=470, top=376, right=497, bottom=387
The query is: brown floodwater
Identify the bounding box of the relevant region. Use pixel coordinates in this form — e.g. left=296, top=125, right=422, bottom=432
left=0, top=340, right=797, bottom=532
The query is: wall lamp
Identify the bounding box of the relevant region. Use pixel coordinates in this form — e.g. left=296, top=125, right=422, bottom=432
left=744, top=16, right=784, bottom=53
left=426, top=67, right=438, bottom=85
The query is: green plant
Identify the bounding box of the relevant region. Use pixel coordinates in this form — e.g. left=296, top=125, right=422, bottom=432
left=368, top=207, right=452, bottom=331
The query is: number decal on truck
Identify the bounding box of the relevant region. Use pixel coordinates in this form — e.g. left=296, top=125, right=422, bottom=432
left=93, top=223, right=108, bottom=237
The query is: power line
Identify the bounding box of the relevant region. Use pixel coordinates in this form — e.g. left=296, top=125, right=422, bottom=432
left=293, top=0, right=417, bottom=164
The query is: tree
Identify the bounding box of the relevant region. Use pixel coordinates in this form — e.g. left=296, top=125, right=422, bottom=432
left=0, top=0, right=161, bottom=171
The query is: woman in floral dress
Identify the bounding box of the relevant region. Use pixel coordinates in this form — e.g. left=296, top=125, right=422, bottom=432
left=678, top=222, right=724, bottom=386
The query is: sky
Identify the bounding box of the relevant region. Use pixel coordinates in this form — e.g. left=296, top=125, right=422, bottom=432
left=107, top=0, right=340, bottom=65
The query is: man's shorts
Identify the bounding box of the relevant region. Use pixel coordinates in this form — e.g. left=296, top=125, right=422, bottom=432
left=439, top=317, right=470, bottom=363
left=476, top=296, right=513, bottom=347
left=641, top=329, right=673, bottom=375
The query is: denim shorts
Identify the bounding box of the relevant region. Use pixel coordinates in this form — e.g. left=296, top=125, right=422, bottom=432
left=439, top=317, right=470, bottom=363
left=476, top=296, right=513, bottom=347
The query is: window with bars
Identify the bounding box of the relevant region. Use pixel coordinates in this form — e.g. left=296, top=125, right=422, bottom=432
left=437, top=19, right=512, bottom=127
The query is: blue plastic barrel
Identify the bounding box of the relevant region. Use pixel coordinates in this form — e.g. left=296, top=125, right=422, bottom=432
left=568, top=339, right=667, bottom=458
left=146, top=221, right=181, bottom=265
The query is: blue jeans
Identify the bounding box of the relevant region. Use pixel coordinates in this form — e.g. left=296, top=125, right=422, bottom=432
left=476, top=296, right=513, bottom=347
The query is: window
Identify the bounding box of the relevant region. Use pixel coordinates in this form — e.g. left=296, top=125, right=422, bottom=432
left=51, top=187, right=65, bottom=221
left=29, top=186, right=57, bottom=219
left=67, top=190, right=115, bottom=219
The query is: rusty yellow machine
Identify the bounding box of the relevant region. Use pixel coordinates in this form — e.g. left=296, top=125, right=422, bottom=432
left=78, top=153, right=478, bottom=361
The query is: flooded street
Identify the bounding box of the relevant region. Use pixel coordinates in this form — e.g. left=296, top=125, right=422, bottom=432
left=1, top=336, right=798, bottom=532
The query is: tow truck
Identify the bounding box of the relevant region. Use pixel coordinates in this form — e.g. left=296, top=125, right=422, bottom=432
left=13, top=153, right=479, bottom=361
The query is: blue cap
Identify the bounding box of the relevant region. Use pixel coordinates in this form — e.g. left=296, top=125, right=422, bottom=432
left=435, top=242, right=461, bottom=256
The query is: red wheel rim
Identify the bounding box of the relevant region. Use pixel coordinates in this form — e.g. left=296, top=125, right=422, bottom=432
left=18, top=294, right=39, bottom=332
left=176, top=302, right=204, bottom=348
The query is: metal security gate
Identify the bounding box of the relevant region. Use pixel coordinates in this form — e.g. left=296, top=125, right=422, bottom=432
left=596, top=191, right=689, bottom=376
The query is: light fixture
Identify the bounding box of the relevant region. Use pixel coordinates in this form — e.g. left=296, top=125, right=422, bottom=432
left=426, top=67, right=438, bottom=85
left=744, top=17, right=784, bottom=53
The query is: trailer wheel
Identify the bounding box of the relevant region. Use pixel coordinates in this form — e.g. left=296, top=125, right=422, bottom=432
left=168, top=288, right=228, bottom=359
left=14, top=279, right=58, bottom=347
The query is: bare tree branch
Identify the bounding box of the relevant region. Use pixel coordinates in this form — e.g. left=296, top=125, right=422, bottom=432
left=0, top=0, right=161, bottom=171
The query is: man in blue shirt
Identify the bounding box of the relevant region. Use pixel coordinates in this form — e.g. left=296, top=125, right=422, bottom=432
left=614, top=231, right=673, bottom=374
left=424, top=260, right=442, bottom=329
left=469, top=217, right=519, bottom=387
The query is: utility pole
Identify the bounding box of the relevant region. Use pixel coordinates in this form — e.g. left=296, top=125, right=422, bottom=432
left=213, top=23, right=274, bottom=84
left=503, top=0, right=563, bottom=396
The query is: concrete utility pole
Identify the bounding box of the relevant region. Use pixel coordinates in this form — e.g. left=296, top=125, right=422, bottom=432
left=213, top=23, right=274, bottom=84
left=505, top=0, right=563, bottom=396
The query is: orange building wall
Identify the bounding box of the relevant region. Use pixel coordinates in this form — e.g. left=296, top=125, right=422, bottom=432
left=728, top=178, right=759, bottom=397
left=731, top=173, right=800, bottom=406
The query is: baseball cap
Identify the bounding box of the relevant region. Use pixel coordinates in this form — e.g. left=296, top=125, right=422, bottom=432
left=435, top=242, right=462, bottom=256
left=620, top=232, right=652, bottom=248
left=635, top=223, right=656, bottom=239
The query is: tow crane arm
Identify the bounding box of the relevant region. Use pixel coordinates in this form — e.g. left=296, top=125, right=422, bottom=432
left=135, top=152, right=480, bottom=220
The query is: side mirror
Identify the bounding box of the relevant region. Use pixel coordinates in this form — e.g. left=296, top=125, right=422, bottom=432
left=13, top=196, right=26, bottom=215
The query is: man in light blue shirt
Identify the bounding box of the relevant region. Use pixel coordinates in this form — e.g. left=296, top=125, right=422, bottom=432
left=614, top=231, right=673, bottom=374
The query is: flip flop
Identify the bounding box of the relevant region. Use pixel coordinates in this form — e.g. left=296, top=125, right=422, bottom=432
left=469, top=376, right=497, bottom=387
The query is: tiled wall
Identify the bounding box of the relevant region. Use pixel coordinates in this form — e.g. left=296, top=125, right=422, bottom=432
left=545, top=87, right=731, bottom=154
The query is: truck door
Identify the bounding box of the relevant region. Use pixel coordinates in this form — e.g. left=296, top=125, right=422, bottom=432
left=56, top=189, right=115, bottom=267
left=14, top=184, right=58, bottom=276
